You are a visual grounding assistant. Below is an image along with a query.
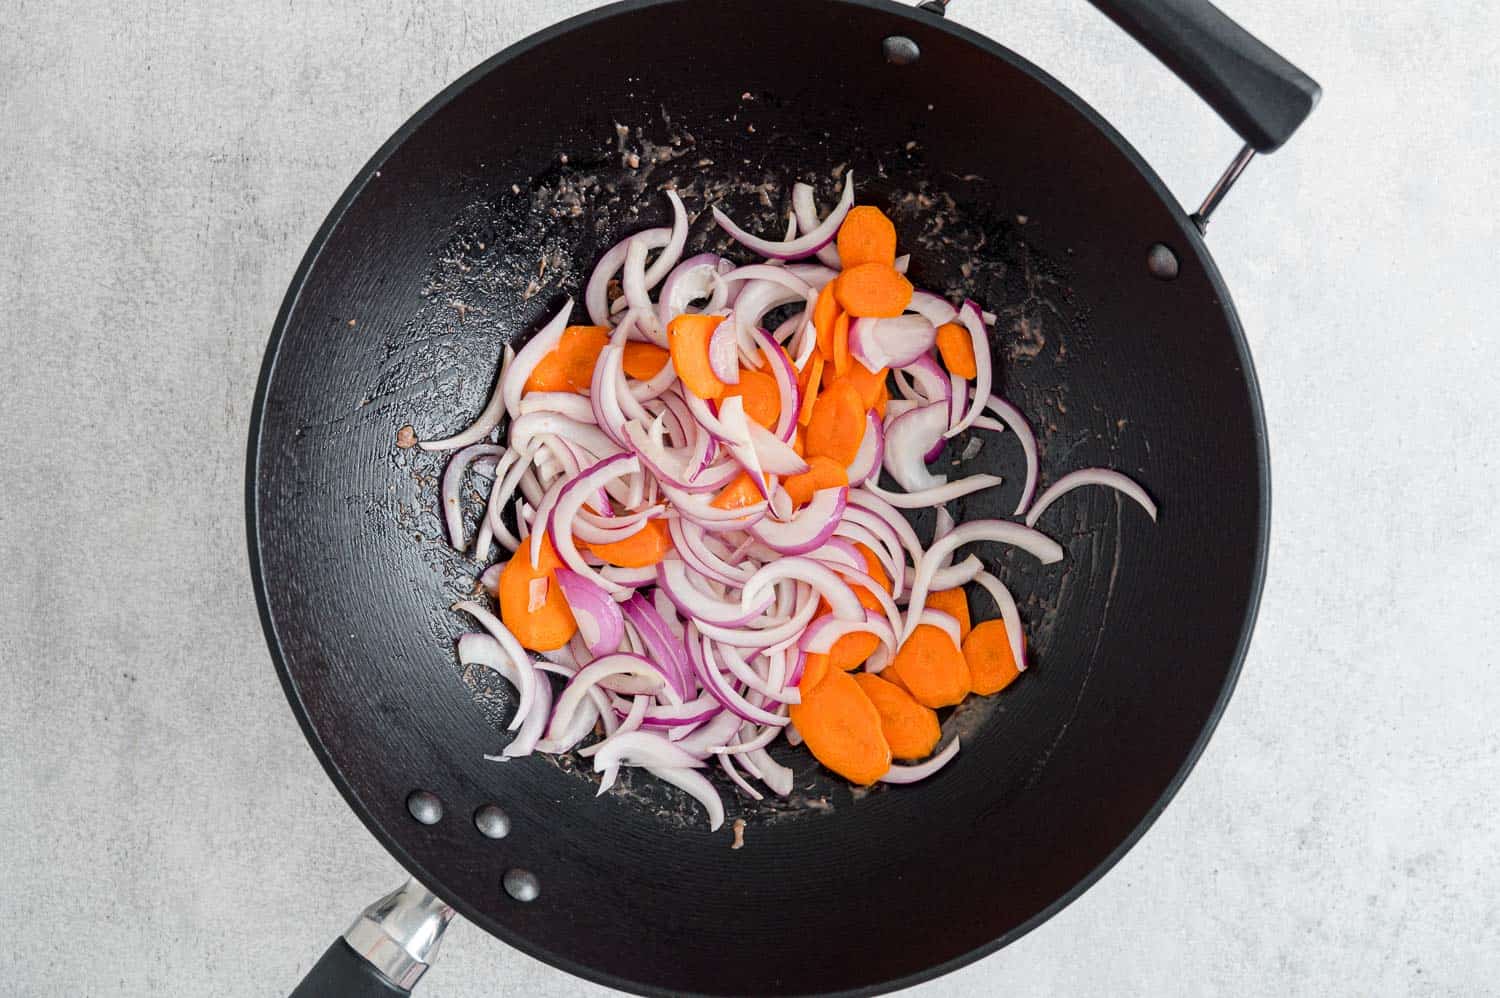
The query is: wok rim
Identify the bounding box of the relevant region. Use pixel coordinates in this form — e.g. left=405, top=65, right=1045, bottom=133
left=246, top=1, right=1271, bottom=994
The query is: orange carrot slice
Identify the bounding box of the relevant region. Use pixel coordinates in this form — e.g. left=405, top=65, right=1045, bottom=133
left=524, top=325, right=610, bottom=394
left=710, top=472, right=764, bottom=511
left=926, top=588, right=971, bottom=642
left=935, top=322, right=977, bottom=379
left=813, top=284, right=839, bottom=358
left=498, top=534, right=577, bottom=651
left=668, top=314, right=728, bottom=400
left=799, top=652, right=831, bottom=692
left=836, top=205, right=898, bottom=270
left=834, top=262, right=913, bottom=318
left=853, top=673, right=941, bottom=760
left=622, top=341, right=670, bottom=380
left=888, top=624, right=970, bottom=708
left=805, top=380, right=867, bottom=466
left=722, top=368, right=780, bottom=431
left=797, top=354, right=825, bottom=427
left=783, top=455, right=848, bottom=506
left=964, top=619, right=1023, bottom=695
left=873, top=381, right=889, bottom=420
left=587, top=518, right=672, bottom=568
left=832, top=312, right=852, bottom=377
left=815, top=543, right=890, bottom=672
left=789, top=669, right=891, bottom=784
left=829, top=362, right=887, bottom=412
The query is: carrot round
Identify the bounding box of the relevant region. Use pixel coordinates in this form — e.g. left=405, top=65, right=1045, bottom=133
left=722, top=368, right=780, bottom=431
left=817, top=543, right=890, bottom=672
left=710, top=471, right=764, bottom=511
left=799, top=652, right=830, bottom=693
left=783, top=455, right=848, bottom=506
left=853, top=673, right=941, bottom=760
left=668, top=313, right=728, bottom=400
left=498, top=534, right=577, bottom=651
left=888, top=624, right=970, bottom=708
left=964, top=619, right=1023, bottom=695
left=829, top=362, right=887, bottom=412
left=935, top=322, right=977, bottom=379
left=873, top=381, right=889, bottom=420
left=804, top=380, right=867, bottom=466
left=813, top=283, right=839, bottom=358
left=832, top=312, right=852, bottom=377
left=587, top=518, right=672, bottom=568
left=797, top=354, right=825, bottom=427
left=834, top=262, right=913, bottom=318
left=524, top=325, right=610, bottom=394
left=836, top=205, right=898, bottom=270
left=926, top=588, right=971, bottom=641
left=789, top=669, right=891, bottom=784
left=622, top=341, right=670, bottom=380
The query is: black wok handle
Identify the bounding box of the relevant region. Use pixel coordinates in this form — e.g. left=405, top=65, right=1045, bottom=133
left=1083, top=0, right=1321, bottom=153
left=288, top=879, right=456, bottom=997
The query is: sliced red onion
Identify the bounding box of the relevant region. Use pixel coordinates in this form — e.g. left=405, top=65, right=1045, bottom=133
left=785, top=722, right=804, bottom=747
left=707, top=319, right=741, bottom=385
left=748, top=420, right=809, bottom=476
left=687, top=626, right=789, bottom=727
left=518, top=390, right=596, bottom=423
left=882, top=403, right=949, bottom=492
left=667, top=517, right=752, bottom=587
left=591, top=729, right=705, bottom=772
left=903, top=520, right=1066, bottom=640
left=785, top=262, right=839, bottom=288
left=745, top=744, right=794, bottom=796
left=716, top=394, right=768, bottom=497
left=458, top=633, right=551, bottom=758
left=697, top=585, right=819, bottom=648
left=791, top=182, right=842, bottom=269
left=800, top=608, right=896, bottom=655
left=492, top=298, right=573, bottom=425
left=657, top=559, right=776, bottom=626
left=622, top=236, right=659, bottom=339
left=721, top=264, right=815, bottom=297
left=548, top=653, right=673, bottom=742
left=847, top=490, right=923, bottom=576
left=657, top=252, right=726, bottom=330
left=620, top=594, right=694, bottom=699
left=930, top=555, right=983, bottom=591
left=548, top=454, right=641, bottom=595
left=730, top=279, right=812, bottom=348
left=972, top=571, right=1028, bottom=673
left=946, top=372, right=967, bottom=439
left=509, top=412, right=622, bottom=462
left=452, top=601, right=537, bottom=732
left=849, top=315, right=936, bottom=370
left=440, top=443, right=506, bottom=551
left=659, top=481, right=767, bottom=529
left=675, top=707, right=743, bottom=754
left=586, top=229, right=671, bottom=326
left=945, top=300, right=991, bottom=437
left=743, top=559, right=862, bottom=621
left=767, top=486, right=793, bottom=522
left=749, top=486, right=846, bottom=554
left=716, top=645, right=787, bottom=702
left=897, top=353, right=952, bottom=411
left=906, top=290, right=958, bottom=327
left=478, top=563, right=503, bottom=596
left=840, top=409, right=883, bottom=487
left=893, top=254, right=910, bottom=274
left=1025, top=468, right=1158, bottom=528
left=711, top=171, right=854, bottom=260
left=810, top=537, right=863, bottom=571
left=643, top=763, right=724, bottom=830
left=554, top=569, right=625, bottom=655
left=645, top=189, right=688, bottom=288
left=752, top=327, right=801, bottom=443
left=718, top=753, right=764, bottom=801
left=975, top=395, right=1040, bottom=515
left=880, top=738, right=961, bottom=784
left=867, top=475, right=1003, bottom=508
left=419, top=346, right=514, bottom=452
left=919, top=608, right=962, bottom=648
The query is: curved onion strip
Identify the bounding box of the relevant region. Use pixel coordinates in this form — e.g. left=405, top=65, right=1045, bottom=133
left=1025, top=468, right=1158, bottom=528
left=697, top=585, right=820, bottom=648
left=687, top=626, right=788, bottom=727
left=882, top=403, right=948, bottom=492
left=452, top=601, right=537, bottom=732
left=718, top=752, right=764, bottom=800
left=800, top=609, right=896, bottom=655
left=645, top=189, right=688, bottom=288
left=903, top=520, right=1066, bottom=641
left=945, top=300, right=991, bottom=437
left=518, top=390, right=595, bottom=422
left=554, top=569, right=625, bottom=656
left=792, top=182, right=842, bottom=269
left=667, top=516, right=752, bottom=586
left=548, top=654, right=672, bottom=742
left=591, top=729, right=704, bottom=772
left=440, top=443, right=505, bottom=551
left=971, top=571, right=1028, bottom=673
left=586, top=228, right=671, bottom=326
left=510, top=411, right=622, bottom=461
left=919, top=608, right=963, bottom=648
left=930, top=555, right=984, bottom=591
left=549, top=455, right=642, bottom=594
left=742, top=558, right=862, bottom=621
left=880, top=738, right=961, bottom=784
left=658, top=559, right=777, bottom=627
left=711, top=171, right=854, bottom=260
left=972, top=395, right=1039, bottom=515
left=644, top=764, right=724, bottom=830
left=846, top=409, right=884, bottom=486
left=866, top=475, right=1003, bottom=508
left=458, top=634, right=551, bottom=758
left=419, top=347, right=514, bottom=452
left=580, top=694, right=651, bottom=763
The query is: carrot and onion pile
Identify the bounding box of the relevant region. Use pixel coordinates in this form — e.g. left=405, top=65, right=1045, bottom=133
left=418, top=176, right=1155, bottom=830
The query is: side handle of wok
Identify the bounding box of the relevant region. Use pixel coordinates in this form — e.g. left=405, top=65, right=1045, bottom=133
left=1082, top=0, right=1322, bottom=154
left=289, top=879, right=455, bottom=997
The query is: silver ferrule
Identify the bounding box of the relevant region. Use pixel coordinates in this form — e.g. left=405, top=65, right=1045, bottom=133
left=342, top=879, right=456, bottom=991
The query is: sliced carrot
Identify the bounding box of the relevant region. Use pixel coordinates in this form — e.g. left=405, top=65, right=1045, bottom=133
left=832, top=312, right=852, bottom=377
left=710, top=472, right=764, bottom=511
left=668, top=313, right=728, bottom=400
left=804, top=380, right=866, bottom=466
left=799, top=652, right=831, bottom=693
left=813, top=283, right=839, bottom=358
left=964, top=619, right=1023, bottom=695
left=834, top=262, right=913, bottom=318
left=873, top=382, right=889, bottom=420
left=791, top=426, right=806, bottom=457
left=830, top=362, right=887, bottom=412
left=926, top=588, right=971, bottom=642
left=881, top=667, right=911, bottom=694
left=816, top=544, right=890, bottom=672
left=587, top=518, right=672, bottom=568
left=935, top=322, right=977, bottom=379
left=836, top=205, right=898, bottom=270
left=853, top=673, right=941, bottom=760
left=498, top=534, right=577, bottom=652
left=797, top=354, right=825, bottom=427
left=722, top=368, right=780, bottom=431
left=888, top=624, right=970, bottom=708
left=853, top=542, right=891, bottom=592
left=783, top=455, right=848, bottom=506
left=622, top=341, right=670, bottom=380
left=789, top=669, right=891, bottom=784
left=524, top=325, right=610, bottom=394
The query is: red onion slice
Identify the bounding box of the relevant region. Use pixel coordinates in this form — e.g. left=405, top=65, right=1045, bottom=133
left=972, top=571, right=1028, bottom=673
left=591, top=729, right=705, bottom=772
left=791, top=182, right=842, bottom=268
left=743, top=558, right=862, bottom=621
left=643, top=763, right=724, bottom=830
left=845, top=409, right=884, bottom=486
left=586, top=228, right=670, bottom=326
left=548, top=454, right=642, bottom=595
left=711, top=171, right=854, bottom=260
left=458, top=633, right=552, bottom=758
left=492, top=298, right=574, bottom=425
left=419, top=347, right=514, bottom=452
left=440, top=443, right=506, bottom=551
left=518, top=390, right=596, bottom=423
left=880, top=738, right=961, bottom=784
left=554, top=569, right=625, bottom=656
left=748, top=486, right=846, bottom=554
left=657, top=252, right=726, bottom=330
left=1025, top=468, right=1158, bottom=528
left=945, top=300, right=991, bottom=437
left=657, top=558, right=777, bottom=627
left=707, top=319, right=741, bottom=385
left=620, top=594, right=695, bottom=699
left=906, top=290, right=958, bottom=328
left=799, top=609, right=896, bottom=655
left=974, top=395, right=1039, bottom=515
left=687, top=626, right=789, bottom=728
left=452, top=601, right=538, bottom=733
left=866, top=475, right=1003, bottom=508
left=549, top=653, right=674, bottom=742
left=849, top=315, right=937, bottom=370
left=919, top=608, right=962, bottom=648
left=903, top=520, right=1065, bottom=641
left=644, top=189, right=688, bottom=288
left=751, top=328, right=801, bottom=443
left=882, top=403, right=949, bottom=492
left=667, top=517, right=752, bottom=587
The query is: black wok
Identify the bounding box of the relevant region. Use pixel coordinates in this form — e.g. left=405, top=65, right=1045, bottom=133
left=250, top=1, right=1318, bottom=994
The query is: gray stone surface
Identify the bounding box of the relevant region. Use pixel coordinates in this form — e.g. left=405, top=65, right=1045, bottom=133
left=2, top=1, right=1497, bottom=995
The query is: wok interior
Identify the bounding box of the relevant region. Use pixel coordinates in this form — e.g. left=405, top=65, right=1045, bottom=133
left=253, top=1, right=1265, bottom=993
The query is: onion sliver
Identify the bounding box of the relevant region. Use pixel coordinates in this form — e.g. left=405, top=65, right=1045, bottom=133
left=882, top=403, right=949, bottom=492
left=866, top=475, right=1003, bottom=508
left=554, top=569, right=625, bottom=656
left=549, top=454, right=642, bottom=595
left=619, top=594, right=695, bottom=700
left=586, top=228, right=670, bottom=326
left=846, top=409, right=884, bottom=486
left=452, top=600, right=538, bottom=733
left=441, top=443, right=505, bottom=551
left=880, top=738, right=961, bottom=784
left=1025, top=468, right=1158, bottom=528
left=458, top=633, right=551, bottom=758
left=743, top=558, right=862, bottom=621
left=902, top=520, right=1065, bottom=640
left=419, top=347, right=514, bottom=452
left=971, top=571, right=1028, bottom=673
left=549, top=654, right=673, bottom=742
left=800, top=609, right=895, bottom=655
left=643, top=763, right=724, bottom=830
left=792, top=182, right=842, bottom=269
left=591, top=729, right=705, bottom=772
left=712, top=171, right=854, bottom=260
left=748, top=486, right=846, bottom=554
left=849, top=315, right=936, bottom=370
left=944, top=300, right=991, bottom=437
left=979, top=395, right=1040, bottom=515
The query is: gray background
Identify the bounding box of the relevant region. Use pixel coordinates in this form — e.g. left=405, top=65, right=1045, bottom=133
left=2, top=0, right=1496, bottom=995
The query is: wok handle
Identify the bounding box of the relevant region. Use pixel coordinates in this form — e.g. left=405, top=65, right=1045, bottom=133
left=288, top=879, right=456, bottom=996
left=1082, top=0, right=1321, bottom=153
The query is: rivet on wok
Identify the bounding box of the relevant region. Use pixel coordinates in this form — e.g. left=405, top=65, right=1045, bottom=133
left=406, top=790, right=444, bottom=825
left=1147, top=243, right=1180, bottom=281
left=882, top=35, right=921, bottom=65
left=503, top=869, right=540, bottom=903
left=474, top=804, right=511, bottom=839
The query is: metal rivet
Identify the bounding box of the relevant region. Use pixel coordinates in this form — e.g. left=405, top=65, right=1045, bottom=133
left=503, top=869, right=540, bottom=903
left=474, top=804, right=511, bottom=839
left=1147, top=243, right=1180, bottom=281
left=406, top=790, right=444, bottom=825
left=882, top=35, right=921, bottom=65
